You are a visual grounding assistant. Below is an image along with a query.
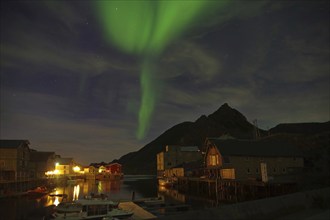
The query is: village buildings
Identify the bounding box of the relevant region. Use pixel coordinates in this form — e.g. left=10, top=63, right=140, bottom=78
left=204, top=138, right=304, bottom=182
left=0, top=140, right=31, bottom=181
left=157, top=145, right=203, bottom=177
left=0, top=139, right=87, bottom=182
left=29, top=150, right=56, bottom=179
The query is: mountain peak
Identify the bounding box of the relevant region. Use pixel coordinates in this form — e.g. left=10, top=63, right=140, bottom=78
left=209, top=103, right=247, bottom=121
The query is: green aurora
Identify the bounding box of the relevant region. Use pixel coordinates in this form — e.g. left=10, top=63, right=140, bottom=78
left=96, top=0, right=228, bottom=139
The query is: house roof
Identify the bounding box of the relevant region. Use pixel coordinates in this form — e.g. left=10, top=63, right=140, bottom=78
left=30, top=151, right=55, bottom=162
left=0, top=140, right=30, bottom=149
left=207, top=138, right=303, bottom=157
left=180, top=146, right=200, bottom=152
left=55, top=158, right=73, bottom=165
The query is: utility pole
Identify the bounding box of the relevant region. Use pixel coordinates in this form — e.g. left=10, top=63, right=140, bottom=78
left=253, top=119, right=260, bottom=140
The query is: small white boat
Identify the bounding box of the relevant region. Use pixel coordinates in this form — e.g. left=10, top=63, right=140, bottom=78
left=53, top=196, right=133, bottom=220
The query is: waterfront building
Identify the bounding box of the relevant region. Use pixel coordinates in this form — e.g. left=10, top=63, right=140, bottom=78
left=0, top=140, right=30, bottom=181
left=204, top=138, right=304, bottom=182
left=157, top=145, right=202, bottom=177
left=94, top=163, right=123, bottom=180
left=54, top=158, right=75, bottom=175
left=29, top=150, right=56, bottom=179
left=105, top=163, right=122, bottom=174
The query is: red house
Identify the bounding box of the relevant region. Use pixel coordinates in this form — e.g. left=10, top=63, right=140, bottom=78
left=105, top=163, right=122, bottom=174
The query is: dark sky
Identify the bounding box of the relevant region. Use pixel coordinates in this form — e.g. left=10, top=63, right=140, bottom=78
left=1, top=1, right=329, bottom=165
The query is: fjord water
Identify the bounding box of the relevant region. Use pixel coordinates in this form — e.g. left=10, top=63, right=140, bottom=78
left=0, top=175, right=218, bottom=219
left=0, top=175, right=158, bottom=220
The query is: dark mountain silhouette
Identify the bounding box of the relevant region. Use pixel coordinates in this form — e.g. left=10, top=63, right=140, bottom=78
left=116, top=103, right=329, bottom=175
left=117, top=103, right=262, bottom=174
left=269, top=122, right=330, bottom=135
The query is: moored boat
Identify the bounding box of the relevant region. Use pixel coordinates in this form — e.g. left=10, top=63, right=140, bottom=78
left=53, top=196, right=133, bottom=219
left=27, top=186, right=49, bottom=197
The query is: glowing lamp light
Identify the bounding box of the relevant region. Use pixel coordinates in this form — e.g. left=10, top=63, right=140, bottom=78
left=55, top=162, right=59, bottom=167
left=73, top=166, right=81, bottom=172
left=54, top=169, right=59, bottom=175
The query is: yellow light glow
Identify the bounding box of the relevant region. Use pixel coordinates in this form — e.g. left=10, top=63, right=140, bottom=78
left=54, top=197, right=60, bottom=206
left=73, top=166, right=81, bottom=172
left=54, top=169, right=59, bottom=175
left=55, top=162, right=59, bottom=166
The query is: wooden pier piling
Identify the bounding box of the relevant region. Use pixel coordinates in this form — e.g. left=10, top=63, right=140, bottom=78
left=176, top=177, right=297, bottom=203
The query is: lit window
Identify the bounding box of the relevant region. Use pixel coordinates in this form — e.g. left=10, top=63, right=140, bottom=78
left=210, top=155, right=218, bottom=166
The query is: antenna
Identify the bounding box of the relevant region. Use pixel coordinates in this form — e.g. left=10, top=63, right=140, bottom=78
left=253, top=119, right=260, bottom=139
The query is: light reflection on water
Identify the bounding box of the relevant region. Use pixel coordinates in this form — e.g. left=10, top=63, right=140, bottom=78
left=0, top=176, right=218, bottom=219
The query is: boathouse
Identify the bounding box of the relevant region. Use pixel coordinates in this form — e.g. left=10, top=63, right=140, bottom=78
left=29, top=151, right=56, bottom=178
left=204, top=138, right=304, bottom=182
left=157, top=145, right=202, bottom=177
left=105, top=163, right=122, bottom=174
left=0, top=140, right=31, bottom=181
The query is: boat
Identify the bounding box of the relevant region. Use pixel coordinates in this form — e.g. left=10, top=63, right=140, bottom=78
left=27, top=186, right=49, bottom=197
left=53, top=196, right=133, bottom=219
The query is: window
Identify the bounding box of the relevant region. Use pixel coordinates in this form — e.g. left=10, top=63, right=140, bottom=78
left=167, top=162, right=172, bottom=166
left=282, top=168, right=286, bottom=173
left=221, top=169, right=235, bottom=179
left=273, top=168, right=276, bottom=173
left=245, top=157, right=250, bottom=161
left=256, top=168, right=259, bottom=174
left=247, top=168, right=251, bottom=174
left=210, top=155, right=218, bottom=166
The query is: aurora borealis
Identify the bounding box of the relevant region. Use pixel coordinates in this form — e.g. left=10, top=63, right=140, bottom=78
left=96, top=1, right=227, bottom=139
left=1, top=0, right=329, bottom=164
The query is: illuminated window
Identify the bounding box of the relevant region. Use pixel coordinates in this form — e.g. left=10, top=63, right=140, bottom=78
left=221, top=169, right=235, bottom=179
left=210, top=155, right=218, bottom=166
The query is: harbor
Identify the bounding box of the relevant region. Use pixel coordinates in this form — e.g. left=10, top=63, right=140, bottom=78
left=0, top=175, right=197, bottom=220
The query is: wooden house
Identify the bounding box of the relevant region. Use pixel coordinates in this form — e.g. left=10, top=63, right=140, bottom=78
left=204, top=138, right=304, bottom=182
left=55, top=158, right=75, bottom=175
left=29, top=150, right=56, bottom=179
left=105, top=163, right=122, bottom=174
left=157, top=145, right=202, bottom=177
left=0, top=140, right=31, bottom=181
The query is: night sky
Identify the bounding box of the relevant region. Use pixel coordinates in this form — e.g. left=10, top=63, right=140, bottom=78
left=1, top=1, right=329, bottom=165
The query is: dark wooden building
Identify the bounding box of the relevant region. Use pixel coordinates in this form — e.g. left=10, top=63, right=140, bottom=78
left=204, top=138, right=304, bottom=182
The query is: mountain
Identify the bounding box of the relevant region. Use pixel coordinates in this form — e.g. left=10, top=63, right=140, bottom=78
left=117, top=103, right=329, bottom=175
left=269, top=122, right=330, bottom=135
left=117, top=103, right=261, bottom=174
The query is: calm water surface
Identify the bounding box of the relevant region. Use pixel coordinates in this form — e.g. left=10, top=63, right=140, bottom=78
left=0, top=175, right=217, bottom=220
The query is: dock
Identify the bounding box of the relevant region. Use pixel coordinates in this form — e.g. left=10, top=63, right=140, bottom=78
left=119, top=201, right=157, bottom=220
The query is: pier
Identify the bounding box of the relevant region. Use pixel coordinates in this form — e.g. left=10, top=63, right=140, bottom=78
left=177, top=177, right=297, bottom=202
left=119, top=201, right=157, bottom=220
